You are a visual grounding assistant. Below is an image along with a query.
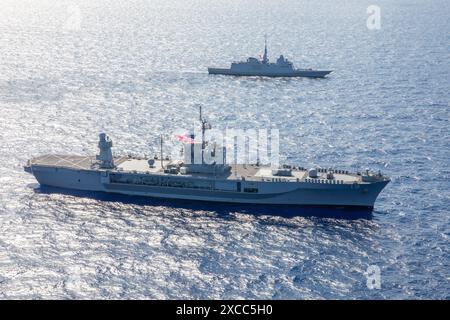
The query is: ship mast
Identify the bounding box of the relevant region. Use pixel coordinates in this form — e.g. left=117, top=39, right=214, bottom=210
left=160, top=134, right=164, bottom=169
left=263, top=34, right=268, bottom=64
left=199, top=105, right=211, bottom=164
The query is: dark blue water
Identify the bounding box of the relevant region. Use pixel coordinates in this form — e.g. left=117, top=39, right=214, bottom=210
left=0, top=0, right=449, bottom=299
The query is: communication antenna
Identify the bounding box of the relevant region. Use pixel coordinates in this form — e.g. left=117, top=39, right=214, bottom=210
left=160, top=134, right=164, bottom=169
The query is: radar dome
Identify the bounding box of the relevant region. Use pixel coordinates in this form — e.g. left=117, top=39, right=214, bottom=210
left=308, top=168, right=318, bottom=178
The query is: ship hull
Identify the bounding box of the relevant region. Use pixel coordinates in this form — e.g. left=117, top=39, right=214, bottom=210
left=27, top=165, right=387, bottom=208
left=208, top=68, right=332, bottom=78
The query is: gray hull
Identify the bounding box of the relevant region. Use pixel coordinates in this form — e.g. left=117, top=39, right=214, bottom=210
left=208, top=68, right=332, bottom=78
left=29, top=166, right=387, bottom=208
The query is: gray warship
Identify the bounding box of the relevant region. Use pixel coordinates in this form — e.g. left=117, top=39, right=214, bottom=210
left=208, top=38, right=332, bottom=78
left=24, top=109, right=388, bottom=209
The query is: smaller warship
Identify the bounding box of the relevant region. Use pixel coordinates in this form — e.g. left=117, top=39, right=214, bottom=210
left=208, top=37, right=332, bottom=78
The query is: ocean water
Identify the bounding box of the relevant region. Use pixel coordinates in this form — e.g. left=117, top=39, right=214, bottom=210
left=0, top=0, right=449, bottom=299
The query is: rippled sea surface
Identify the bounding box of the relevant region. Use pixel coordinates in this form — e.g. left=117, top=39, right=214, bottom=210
left=0, top=0, right=449, bottom=299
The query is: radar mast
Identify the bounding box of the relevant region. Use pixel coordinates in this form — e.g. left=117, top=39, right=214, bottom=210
left=262, top=34, right=269, bottom=64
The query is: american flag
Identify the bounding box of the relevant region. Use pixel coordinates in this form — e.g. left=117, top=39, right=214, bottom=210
left=174, top=134, right=194, bottom=144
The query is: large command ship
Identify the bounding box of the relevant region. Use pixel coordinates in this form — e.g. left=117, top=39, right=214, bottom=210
left=25, top=109, right=388, bottom=209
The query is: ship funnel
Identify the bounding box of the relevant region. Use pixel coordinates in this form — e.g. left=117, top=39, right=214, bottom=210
left=97, top=133, right=115, bottom=169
